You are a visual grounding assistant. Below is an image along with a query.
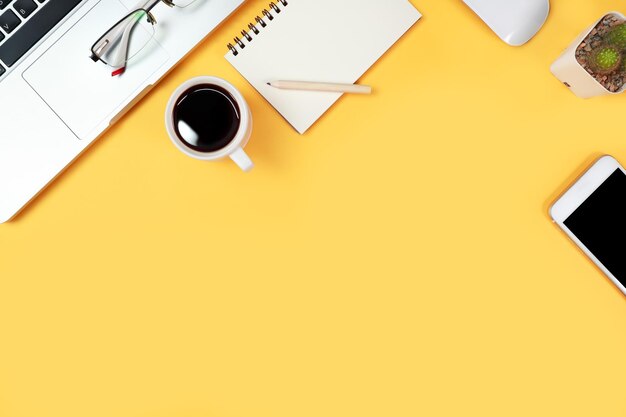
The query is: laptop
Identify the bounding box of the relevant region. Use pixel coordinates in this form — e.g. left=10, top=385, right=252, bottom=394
left=0, top=0, right=244, bottom=223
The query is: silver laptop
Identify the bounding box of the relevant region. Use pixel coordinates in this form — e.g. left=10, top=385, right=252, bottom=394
left=0, top=0, right=244, bottom=223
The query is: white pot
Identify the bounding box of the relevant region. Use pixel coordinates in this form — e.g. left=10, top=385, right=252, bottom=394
left=551, top=11, right=626, bottom=98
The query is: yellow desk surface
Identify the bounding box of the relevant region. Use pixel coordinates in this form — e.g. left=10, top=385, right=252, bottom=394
left=1, top=0, right=625, bottom=416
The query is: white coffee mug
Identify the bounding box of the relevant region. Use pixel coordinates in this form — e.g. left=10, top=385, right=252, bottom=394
left=165, top=76, right=254, bottom=172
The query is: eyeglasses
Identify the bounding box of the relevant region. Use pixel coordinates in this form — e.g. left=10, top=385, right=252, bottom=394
left=90, top=0, right=196, bottom=76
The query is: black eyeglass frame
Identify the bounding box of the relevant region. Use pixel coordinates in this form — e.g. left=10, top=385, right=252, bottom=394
left=89, top=0, right=185, bottom=71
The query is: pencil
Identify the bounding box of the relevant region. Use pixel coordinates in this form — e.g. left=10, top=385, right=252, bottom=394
left=267, top=80, right=372, bottom=94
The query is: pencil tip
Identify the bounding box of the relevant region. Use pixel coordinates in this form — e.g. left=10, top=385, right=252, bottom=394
left=266, top=82, right=271, bottom=86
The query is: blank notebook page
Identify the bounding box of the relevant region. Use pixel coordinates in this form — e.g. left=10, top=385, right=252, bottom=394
left=225, top=0, right=421, bottom=134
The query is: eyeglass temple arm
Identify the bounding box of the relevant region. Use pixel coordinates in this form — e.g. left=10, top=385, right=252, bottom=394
left=93, top=0, right=160, bottom=59
left=110, top=13, right=140, bottom=68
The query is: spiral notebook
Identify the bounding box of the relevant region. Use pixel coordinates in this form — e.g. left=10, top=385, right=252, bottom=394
left=225, top=0, right=421, bottom=134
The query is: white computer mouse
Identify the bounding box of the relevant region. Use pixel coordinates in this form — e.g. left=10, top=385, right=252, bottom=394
left=463, top=0, right=550, bottom=46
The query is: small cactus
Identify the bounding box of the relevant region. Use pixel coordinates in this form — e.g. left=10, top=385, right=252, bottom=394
left=606, top=23, right=626, bottom=49
left=588, top=44, right=622, bottom=74
left=573, top=14, right=626, bottom=93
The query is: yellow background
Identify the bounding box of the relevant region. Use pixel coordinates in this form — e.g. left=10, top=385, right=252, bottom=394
left=1, top=0, right=625, bottom=416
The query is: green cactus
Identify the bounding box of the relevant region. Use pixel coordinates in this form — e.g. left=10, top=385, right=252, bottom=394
left=606, top=23, right=626, bottom=49
left=589, top=45, right=622, bottom=74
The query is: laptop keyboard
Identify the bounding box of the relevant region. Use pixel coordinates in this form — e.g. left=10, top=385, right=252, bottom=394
left=0, top=0, right=83, bottom=79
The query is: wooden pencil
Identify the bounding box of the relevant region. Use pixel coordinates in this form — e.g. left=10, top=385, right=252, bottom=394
left=267, top=80, right=372, bottom=94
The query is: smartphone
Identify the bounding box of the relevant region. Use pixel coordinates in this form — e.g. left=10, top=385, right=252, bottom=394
left=550, top=155, right=626, bottom=296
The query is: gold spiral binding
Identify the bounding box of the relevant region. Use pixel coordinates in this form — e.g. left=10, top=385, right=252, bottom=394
left=227, top=0, right=288, bottom=56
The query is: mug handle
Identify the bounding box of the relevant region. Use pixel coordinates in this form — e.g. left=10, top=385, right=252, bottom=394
left=230, top=147, right=254, bottom=172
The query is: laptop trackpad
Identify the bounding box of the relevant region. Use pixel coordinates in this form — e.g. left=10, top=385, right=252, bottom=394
left=23, top=0, right=169, bottom=139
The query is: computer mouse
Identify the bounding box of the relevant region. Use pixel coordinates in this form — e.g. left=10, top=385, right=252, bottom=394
left=463, top=0, right=550, bottom=46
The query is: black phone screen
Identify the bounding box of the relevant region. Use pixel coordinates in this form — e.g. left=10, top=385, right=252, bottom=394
left=563, top=168, right=626, bottom=285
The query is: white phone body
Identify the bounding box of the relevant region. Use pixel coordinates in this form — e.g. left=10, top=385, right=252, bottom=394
left=550, top=155, right=626, bottom=296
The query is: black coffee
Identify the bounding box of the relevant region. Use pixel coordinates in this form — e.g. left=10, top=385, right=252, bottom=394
left=173, top=84, right=241, bottom=153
